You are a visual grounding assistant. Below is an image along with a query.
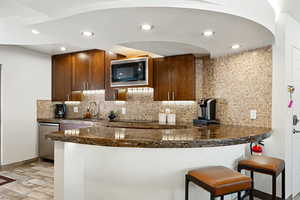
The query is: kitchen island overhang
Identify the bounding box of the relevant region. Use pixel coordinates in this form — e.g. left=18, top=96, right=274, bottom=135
left=47, top=124, right=272, bottom=200
left=46, top=124, right=271, bottom=148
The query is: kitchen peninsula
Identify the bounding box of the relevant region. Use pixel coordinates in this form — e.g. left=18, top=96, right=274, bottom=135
left=46, top=121, right=271, bottom=148
left=45, top=121, right=271, bottom=200
left=36, top=44, right=274, bottom=200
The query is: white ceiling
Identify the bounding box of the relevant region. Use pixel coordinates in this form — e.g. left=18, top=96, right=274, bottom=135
left=0, top=0, right=275, bottom=57
left=278, top=0, right=300, bottom=23
left=121, top=41, right=209, bottom=57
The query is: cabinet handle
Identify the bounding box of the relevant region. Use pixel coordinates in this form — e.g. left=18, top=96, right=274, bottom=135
left=168, top=92, right=170, bottom=101
left=172, top=91, right=175, bottom=100
left=67, top=94, right=70, bottom=101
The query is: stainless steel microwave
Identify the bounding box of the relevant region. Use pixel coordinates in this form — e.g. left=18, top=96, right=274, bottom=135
left=111, top=57, right=148, bottom=87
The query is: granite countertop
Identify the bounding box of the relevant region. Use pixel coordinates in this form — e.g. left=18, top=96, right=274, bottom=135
left=37, top=118, right=103, bottom=123
left=38, top=118, right=192, bottom=129
left=44, top=119, right=272, bottom=148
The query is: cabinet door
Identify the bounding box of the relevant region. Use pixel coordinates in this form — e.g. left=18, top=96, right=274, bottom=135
left=72, top=52, right=90, bottom=91
left=105, top=53, right=127, bottom=101
left=105, top=53, right=118, bottom=101
left=89, top=50, right=105, bottom=90
left=52, top=54, right=72, bottom=101
left=153, top=58, right=172, bottom=101
left=170, top=54, right=195, bottom=100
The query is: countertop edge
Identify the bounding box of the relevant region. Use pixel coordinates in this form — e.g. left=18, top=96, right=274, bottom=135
left=45, top=128, right=272, bottom=148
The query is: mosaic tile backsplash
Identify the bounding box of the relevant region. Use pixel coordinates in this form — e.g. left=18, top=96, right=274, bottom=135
left=37, top=46, right=272, bottom=127
left=203, top=46, right=272, bottom=127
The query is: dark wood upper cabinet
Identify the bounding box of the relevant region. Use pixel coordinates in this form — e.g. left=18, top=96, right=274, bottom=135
left=53, top=50, right=195, bottom=102
left=89, top=50, right=105, bottom=90
left=105, top=53, right=127, bottom=101
left=52, top=49, right=105, bottom=101
left=169, top=54, right=195, bottom=100
left=52, top=54, right=72, bottom=101
left=153, top=58, right=172, bottom=101
left=72, top=50, right=105, bottom=91
left=154, top=54, right=195, bottom=101
left=72, top=52, right=90, bottom=91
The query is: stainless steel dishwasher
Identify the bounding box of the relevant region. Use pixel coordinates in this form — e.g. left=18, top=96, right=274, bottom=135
left=38, top=123, right=59, bottom=161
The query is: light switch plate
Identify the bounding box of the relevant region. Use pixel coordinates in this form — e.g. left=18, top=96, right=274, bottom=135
left=250, top=110, right=257, bottom=120
left=122, top=107, right=126, bottom=115
left=73, top=106, right=79, bottom=113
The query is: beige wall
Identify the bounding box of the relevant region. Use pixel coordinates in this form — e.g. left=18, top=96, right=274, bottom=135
left=38, top=46, right=272, bottom=127
left=203, top=46, right=272, bottom=127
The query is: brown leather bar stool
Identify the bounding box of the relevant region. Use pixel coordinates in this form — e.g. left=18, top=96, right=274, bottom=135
left=238, top=156, right=285, bottom=200
left=186, top=166, right=253, bottom=200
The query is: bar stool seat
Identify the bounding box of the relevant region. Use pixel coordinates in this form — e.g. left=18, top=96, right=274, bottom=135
left=238, top=156, right=285, bottom=200
left=238, top=156, right=285, bottom=176
left=186, top=166, right=253, bottom=200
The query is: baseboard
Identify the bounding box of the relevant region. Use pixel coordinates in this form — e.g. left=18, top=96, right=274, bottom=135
left=0, top=157, right=39, bottom=170
left=253, top=189, right=292, bottom=200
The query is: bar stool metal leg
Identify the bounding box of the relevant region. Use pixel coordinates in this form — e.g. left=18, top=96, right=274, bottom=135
left=210, top=194, right=215, bottom=200
left=237, top=168, right=242, bottom=200
left=249, top=189, right=254, bottom=200
left=282, top=168, right=285, bottom=200
left=272, top=175, right=277, bottom=200
left=251, top=171, right=254, bottom=188
left=250, top=170, right=254, bottom=200
left=237, top=192, right=241, bottom=200
left=185, top=175, right=189, bottom=200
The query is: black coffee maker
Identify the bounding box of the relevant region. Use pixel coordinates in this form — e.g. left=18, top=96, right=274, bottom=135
left=55, top=104, right=67, bottom=118
left=193, top=98, right=219, bottom=126
left=199, top=98, right=216, bottom=120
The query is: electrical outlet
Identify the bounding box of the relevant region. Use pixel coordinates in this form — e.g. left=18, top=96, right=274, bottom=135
left=250, top=110, right=257, bottom=120
left=121, top=107, right=126, bottom=115
left=73, top=106, right=79, bottom=113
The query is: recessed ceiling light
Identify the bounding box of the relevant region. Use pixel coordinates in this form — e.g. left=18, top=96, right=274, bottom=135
left=81, top=31, right=95, bottom=37
left=231, top=44, right=241, bottom=50
left=202, top=30, right=214, bottom=37
left=31, top=29, right=40, bottom=35
left=140, top=24, right=153, bottom=31
left=60, top=47, right=67, bottom=51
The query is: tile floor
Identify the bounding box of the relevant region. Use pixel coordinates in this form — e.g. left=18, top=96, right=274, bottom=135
left=0, top=161, right=299, bottom=200
left=0, top=161, right=53, bottom=200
